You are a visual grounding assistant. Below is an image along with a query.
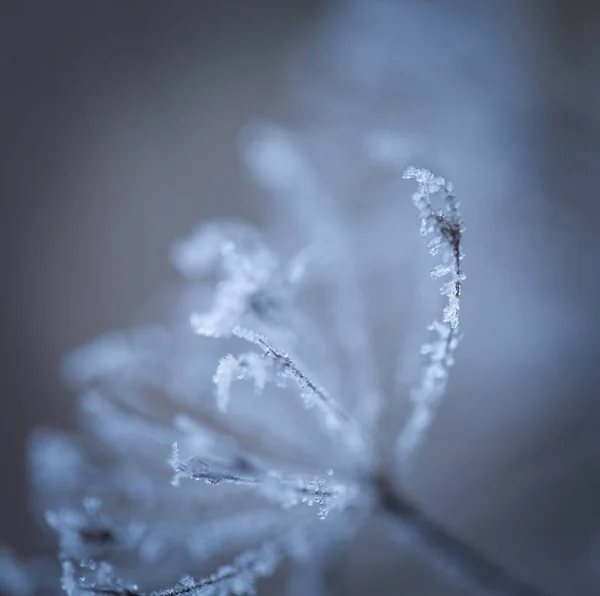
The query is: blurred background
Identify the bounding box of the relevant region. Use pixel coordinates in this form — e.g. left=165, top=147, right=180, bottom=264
left=1, top=0, right=599, bottom=594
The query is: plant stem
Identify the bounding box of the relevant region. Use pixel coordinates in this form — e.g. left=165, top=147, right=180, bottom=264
left=375, top=475, right=553, bottom=596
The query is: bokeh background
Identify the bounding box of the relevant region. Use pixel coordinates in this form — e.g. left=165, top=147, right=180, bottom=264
left=1, top=1, right=599, bottom=594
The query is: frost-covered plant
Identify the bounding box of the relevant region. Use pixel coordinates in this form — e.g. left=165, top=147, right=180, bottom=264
left=8, top=122, right=552, bottom=596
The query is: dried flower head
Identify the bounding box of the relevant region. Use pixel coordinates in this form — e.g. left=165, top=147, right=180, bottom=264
left=7, top=122, right=549, bottom=596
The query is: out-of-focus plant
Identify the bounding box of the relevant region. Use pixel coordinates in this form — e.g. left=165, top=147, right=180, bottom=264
left=1, top=117, right=554, bottom=596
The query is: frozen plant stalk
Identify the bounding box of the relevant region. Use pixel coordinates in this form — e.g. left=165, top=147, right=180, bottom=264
left=396, top=167, right=465, bottom=461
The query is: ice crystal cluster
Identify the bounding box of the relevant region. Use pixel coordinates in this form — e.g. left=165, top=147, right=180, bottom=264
left=15, top=124, right=471, bottom=596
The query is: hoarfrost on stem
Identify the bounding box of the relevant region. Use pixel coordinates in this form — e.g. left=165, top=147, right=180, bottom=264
left=396, top=167, right=465, bottom=461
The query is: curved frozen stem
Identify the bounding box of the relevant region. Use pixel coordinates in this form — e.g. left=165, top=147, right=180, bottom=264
left=396, top=167, right=465, bottom=460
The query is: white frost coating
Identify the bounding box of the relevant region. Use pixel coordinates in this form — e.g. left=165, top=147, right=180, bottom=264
left=171, top=441, right=357, bottom=520
left=186, top=226, right=278, bottom=338
left=403, top=166, right=464, bottom=327
left=46, top=503, right=133, bottom=596
left=396, top=167, right=465, bottom=460
left=183, top=221, right=316, bottom=343
left=213, top=352, right=274, bottom=412
left=59, top=559, right=77, bottom=596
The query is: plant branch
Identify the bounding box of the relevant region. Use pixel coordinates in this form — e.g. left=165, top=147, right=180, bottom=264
left=375, top=475, right=554, bottom=596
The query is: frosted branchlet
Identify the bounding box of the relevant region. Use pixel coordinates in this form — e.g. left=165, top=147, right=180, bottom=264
left=396, top=167, right=465, bottom=461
